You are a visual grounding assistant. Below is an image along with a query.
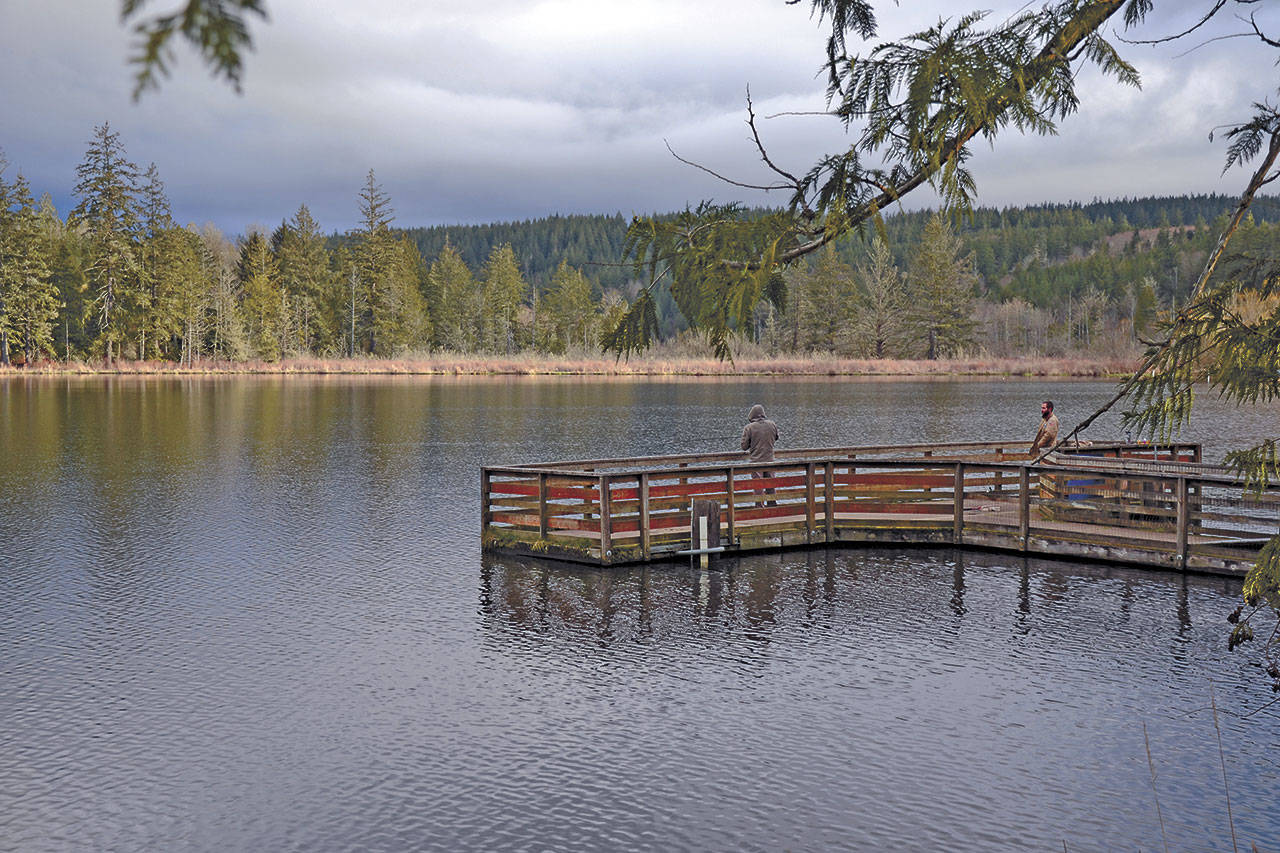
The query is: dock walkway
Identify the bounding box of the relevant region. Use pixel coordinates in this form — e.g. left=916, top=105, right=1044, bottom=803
left=481, top=441, right=1278, bottom=576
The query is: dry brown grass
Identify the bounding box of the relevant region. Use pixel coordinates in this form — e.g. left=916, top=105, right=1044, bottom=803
left=0, top=352, right=1140, bottom=377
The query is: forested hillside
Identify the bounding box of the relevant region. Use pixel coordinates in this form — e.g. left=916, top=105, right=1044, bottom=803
left=2, top=124, right=1278, bottom=366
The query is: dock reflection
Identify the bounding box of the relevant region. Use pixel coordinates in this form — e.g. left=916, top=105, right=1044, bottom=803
left=478, top=548, right=1239, bottom=647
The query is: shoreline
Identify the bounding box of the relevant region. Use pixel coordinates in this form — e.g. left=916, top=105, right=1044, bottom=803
left=0, top=354, right=1139, bottom=378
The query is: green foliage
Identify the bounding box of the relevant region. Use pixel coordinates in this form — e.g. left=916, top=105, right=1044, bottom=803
left=611, top=1, right=1139, bottom=358
left=792, top=245, right=858, bottom=352
left=906, top=214, right=978, bottom=359
left=237, top=231, right=284, bottom=360
left=348, top=171, right=429, bottom=356
left=124, top=0, right=268, bottom=98
left=1228, top=536, right=1280, bottom=692
left=537, top=261, right=597, bottom=354
left=480, top=244, right=529, bottom=354
left=69, top=123, right=144, bottom=364
left=272, top=205, right=335, bottom=355
left=429, top=242, right=481, bottom=352
left=616, top=202, right=794, bottom=359
left=852, top=236, right=907, bottom=358
left=0, top=169, right=57, bottom=363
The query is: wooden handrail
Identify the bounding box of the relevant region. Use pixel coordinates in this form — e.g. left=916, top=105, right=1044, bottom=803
left=482, top=441, right=1274, bottom=575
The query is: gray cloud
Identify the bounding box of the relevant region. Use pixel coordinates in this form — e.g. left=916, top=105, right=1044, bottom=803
left=0, top=0, right=1275, bottom=235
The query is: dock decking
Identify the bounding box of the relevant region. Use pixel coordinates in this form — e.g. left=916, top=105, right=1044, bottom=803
left=481, top=441, right=1278, bottom=576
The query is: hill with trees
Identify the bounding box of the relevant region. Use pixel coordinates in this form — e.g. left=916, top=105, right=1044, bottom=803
left=2, top=125, right=1278, bottom=367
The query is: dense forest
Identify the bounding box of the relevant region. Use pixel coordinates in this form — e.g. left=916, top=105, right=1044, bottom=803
left=2, top=123, right=1278, bottom=365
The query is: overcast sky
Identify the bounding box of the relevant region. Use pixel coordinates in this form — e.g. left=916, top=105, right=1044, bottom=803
left=0, top=0, right=1275, bottom=234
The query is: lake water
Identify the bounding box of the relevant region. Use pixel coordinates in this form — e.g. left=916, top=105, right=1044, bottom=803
left=1, top=376, right=1278, bottom=851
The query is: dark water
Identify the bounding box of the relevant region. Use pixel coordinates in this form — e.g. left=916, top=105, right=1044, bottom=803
left=1, top=376, right=1277, bottom=852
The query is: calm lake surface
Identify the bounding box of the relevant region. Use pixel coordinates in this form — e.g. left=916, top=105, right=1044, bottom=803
left=2, top=375, right=1278, bottom=852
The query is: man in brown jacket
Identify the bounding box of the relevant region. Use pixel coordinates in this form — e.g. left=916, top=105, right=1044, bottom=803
left=1030, top=399, right=1059, bottom=457
left=741, top=404, right=779, bottom=505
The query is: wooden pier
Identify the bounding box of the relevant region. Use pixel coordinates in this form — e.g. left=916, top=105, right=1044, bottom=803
left=481, top=441, right=1279, bottom=577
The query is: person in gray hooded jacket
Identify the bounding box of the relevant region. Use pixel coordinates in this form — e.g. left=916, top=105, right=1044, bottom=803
left=741, top=404, right=779, bottom=505
left=740, top=404, right=779, bottom=461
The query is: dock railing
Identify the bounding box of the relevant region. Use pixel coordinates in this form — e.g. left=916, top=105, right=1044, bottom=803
left=481, top=440, right=1278, bottom=575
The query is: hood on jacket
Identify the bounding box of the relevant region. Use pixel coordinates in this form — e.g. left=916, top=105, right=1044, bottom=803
left=748, top=404, right=766, bottom=422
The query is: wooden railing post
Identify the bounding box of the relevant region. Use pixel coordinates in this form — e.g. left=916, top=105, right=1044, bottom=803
left=824, top=462, right=834, bottom=542
left=639, top=473, right=651, bottom=561
left=1176, top=475, right=1190, bottom=570
left=1019, top=465, right=1031, bottom=549
left=726, top=468, right=736, bottom=543
left=481, top=468, right=492, bottom=534
left=599, top=475, right=613, bottom=562
left=538, top=472, right=548, bottom=538
left=806, top=462, right=817, bottom=541
left=953, top=463, right=964, bottom=545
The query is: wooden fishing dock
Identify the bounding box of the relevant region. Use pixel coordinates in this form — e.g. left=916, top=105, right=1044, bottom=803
left=481, top=441, right=1279, bottom=577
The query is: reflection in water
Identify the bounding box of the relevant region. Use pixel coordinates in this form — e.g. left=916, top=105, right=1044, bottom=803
left=480, top=547, right=1233, bottom=654
left=3, top=376, right=1279, bottom=852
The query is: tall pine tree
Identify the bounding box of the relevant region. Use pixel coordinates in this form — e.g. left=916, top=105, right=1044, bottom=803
left=69, top=123, right=143, bottom=364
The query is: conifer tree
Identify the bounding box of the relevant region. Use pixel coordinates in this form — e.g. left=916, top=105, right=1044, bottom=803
left=69, top=123, right=143, bottom=364
left=138, top=163, right=187, bottom=359
left=795, top=245, right=857, bottom=352
left=156, top=226, right=206, bottom=365
left=906, top=214, right=978, bottom=359
left=851, top=237, right=907, bottom=359
left=537, top=260, right=595, bottom=354
left=7, top=180, right=57, bottom=362
left=347, top=171, right=429, bottom=355
left=199, top=224, right=248, bottom=361
left=0, top=168, right=57, bottom=364
left=374, top=237, right=431, bottom=355
left=353, top=169, right=396, bottom=354
left=480, top=244, right=528, bottom=354
left=237, top=231, right=285, bottom=360
left=272, top=205, right=334, bottom=355
left=429, top=241, right=481, bottom=352
left=0, top=157, right=13, bottom=365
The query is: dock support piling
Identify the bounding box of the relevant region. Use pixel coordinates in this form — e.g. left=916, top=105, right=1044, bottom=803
left=806, top=462, right=817, bottom=542
left=1176, top=476, right=1190, bottom=570
left=726, top=469, right=736, bottom=544
left=639, top=473, right=651, bottom=560
left=1019, top=466, right=1031, bottom=549
left=538, top=473, right=548, bottom=538
left=599, top=475, right=612, bottom=562
left=824, top=462, right=835, bottom=542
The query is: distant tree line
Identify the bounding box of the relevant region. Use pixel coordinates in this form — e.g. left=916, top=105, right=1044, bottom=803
left=2, top=123, right=1277, bottom=365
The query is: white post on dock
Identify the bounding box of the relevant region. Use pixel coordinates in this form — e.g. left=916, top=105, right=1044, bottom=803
left=698, top=516, right=709, bottom=570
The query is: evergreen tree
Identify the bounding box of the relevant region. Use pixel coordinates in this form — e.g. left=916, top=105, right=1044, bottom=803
left=159, top=226, right=207, bottom=366
left=429, top=241, right=481, bottom=352
left=137, top=162, right=177, bottom=359
left=200, top=224, right=248, bottom=361
left=348, top=171, right=428, bottom=355
left=851, top=237, right=907, bottom=359
left=237, top=231, right=285, bottom=360
left=272, top=205, right=334, bottom=355
left=795, top=245, right=857, bottom=352
left=69, top=123, right=143, bottom=364
left=480, top=244, right=528, bottom=354
left=536, top=260, right=596, bottom=354
left=906, top=214, right=978, bottom=359
left=0, top=170, right=57, bottom=364
left=376, top=237, right=431, bottom=354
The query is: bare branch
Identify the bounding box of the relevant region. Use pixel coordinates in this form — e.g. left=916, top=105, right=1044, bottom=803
left=1250, top=11, right=1280, bottom=48
left=1116, top=0, right=1229, bottom=45
left=746, top=87, right=805, bottom=190
left=663, top=140, right=791, bottom=192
